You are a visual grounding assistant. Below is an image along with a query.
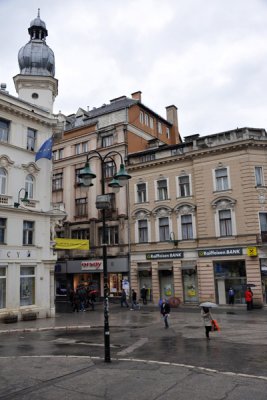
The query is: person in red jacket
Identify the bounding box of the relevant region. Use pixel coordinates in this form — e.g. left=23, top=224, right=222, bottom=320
left=245, top=287, right=253, bottom=310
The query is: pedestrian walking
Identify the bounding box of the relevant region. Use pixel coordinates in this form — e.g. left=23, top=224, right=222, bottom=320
left=130, top=289, right=138, bottom=310
left=201, top=306, right=213, bottom=339
left=120, top=289, right=129, bottom=308
left=141, top=285, right=147, bottom=304
left=228, top=287, right=235, bottom=305
left=160, top=298, right=170, bottom=328
left=245, top=287, right=253, bottom=310
left=72, top=290, right=80, bottom=313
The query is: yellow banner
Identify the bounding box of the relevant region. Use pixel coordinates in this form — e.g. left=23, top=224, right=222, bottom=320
left=54, top=238, right=89, bottom=250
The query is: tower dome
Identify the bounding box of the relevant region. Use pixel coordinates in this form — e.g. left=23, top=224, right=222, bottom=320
left=18, top=9, right=55, bottom=77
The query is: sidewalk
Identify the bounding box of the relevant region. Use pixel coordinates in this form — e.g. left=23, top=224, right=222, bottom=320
left=1, top=303, right=267, bottom=399
left=0, top=302, right=265, bottom=333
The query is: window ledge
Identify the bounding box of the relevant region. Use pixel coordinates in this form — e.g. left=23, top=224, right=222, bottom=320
left=213, top=189, right=232, bottom=194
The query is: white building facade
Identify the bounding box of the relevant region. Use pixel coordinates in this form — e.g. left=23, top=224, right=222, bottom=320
left=0, top=12, right=62, bottom=320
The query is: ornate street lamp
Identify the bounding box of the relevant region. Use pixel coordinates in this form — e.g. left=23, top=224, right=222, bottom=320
left=14, top=188, right=29, bottom=208
left=79, top=150, right=131, bottom=362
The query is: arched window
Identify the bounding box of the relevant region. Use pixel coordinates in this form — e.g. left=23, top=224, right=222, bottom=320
left=0, top=168, right=7, bottom=195
left=25, top=174, right=34, bottom=199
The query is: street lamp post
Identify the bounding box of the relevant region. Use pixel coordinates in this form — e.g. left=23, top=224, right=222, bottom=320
left=79, top=150, right=131, bottom=362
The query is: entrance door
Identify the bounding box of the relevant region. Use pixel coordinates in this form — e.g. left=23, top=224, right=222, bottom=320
left=159, top=270, right=173, bottom=300
left=138, top=271, right=152, bottom=301
left=182, top=269, right=198, bottom=303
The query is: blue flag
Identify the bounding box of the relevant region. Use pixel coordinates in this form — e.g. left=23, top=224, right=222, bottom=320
left=35, top=137, right=53, bottom=162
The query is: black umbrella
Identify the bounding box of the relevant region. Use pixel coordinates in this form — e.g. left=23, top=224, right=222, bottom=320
left=243, top=284, right=256, bottom=288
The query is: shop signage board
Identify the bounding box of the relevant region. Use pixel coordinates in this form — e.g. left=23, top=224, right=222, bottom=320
left=0, top=249, right=36, bottom=260
left=146, top=251, right=184, bottom=260
left=198, top=248, right=243, bottom=257
left=246, top=247, right=258, bottom=256
left=81, top=260, right=103, bottom=271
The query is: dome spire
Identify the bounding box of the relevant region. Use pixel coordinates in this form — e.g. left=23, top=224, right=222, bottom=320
left=28, top=9, right=48, bottom=41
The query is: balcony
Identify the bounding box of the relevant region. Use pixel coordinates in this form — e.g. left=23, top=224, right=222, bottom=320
left=98, top=208, right=118, bottom=220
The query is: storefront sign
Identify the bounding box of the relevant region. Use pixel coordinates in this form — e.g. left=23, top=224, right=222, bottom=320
left=0, top=249, right=36, bottom=260
left=247, top=247, right=258, bottom=257
left=81, top=260, right=103, bottom=271
left=198, top=248, right=243, bottom=257
left=146, top=251, right=184, bottom=260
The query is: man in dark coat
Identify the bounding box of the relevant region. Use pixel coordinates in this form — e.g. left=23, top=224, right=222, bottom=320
left=160, top=298, right=171, bottom=328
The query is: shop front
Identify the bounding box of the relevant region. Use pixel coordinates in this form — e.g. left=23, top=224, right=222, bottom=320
left=158, top=263, right=174, bottom=300
left=199, top=247, right=246, bottom=305
left=260, top=259, right=267, bottom=304
left=55, top=257, right=129, bottom=304
left=137, top=263, right=152, bottom=302
left=181, top=262, right=198, bottom=304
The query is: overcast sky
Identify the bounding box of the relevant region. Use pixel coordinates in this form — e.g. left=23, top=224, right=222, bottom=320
left=1, top=0, right=267, bottom=138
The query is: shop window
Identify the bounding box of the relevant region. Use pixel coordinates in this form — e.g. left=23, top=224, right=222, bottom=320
left=136, top=182, right=147, bottom=203
left=0, top=267, right=6, bottom=308
left=20, top=266, right=35, bottom=306
left=23, top=221, right=34, bottom=245
left=181, top=214, right=193, bottom=239
left=255, top=166, right=264, bottom=187
left=27, top=128, right=36, bottom=151
left=178, top=175, right=191, bottom=197
left=214, top=167, right=229, bottom=191
left=159, top=217, right=169, bottom=242
left=157, top=179, right=168, bottom=201
left=138, top=219, right=148, bottom=243
left=0, top=168, right=7, bottom=195
left=0, top=218, right=6, bottom=244
left=219, top=209, right=232, bottom=236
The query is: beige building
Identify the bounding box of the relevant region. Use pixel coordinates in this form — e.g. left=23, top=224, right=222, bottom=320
left=128, top=127, right=267, bottom=307
left=52, top=93, right=180, bottom=301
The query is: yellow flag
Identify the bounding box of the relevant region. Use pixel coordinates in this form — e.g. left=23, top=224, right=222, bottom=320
left=54, top=238, right=89, bottom=250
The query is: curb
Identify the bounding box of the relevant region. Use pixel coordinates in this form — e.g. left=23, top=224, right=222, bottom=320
left=0, top=325, right=92, bottom=334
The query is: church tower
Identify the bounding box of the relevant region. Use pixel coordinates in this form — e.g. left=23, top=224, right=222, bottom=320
left=13, top=9, right=58, bottom=113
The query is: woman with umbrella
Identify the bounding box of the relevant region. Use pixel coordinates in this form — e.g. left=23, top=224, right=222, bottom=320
left=200, top=302, right=217, bottom=340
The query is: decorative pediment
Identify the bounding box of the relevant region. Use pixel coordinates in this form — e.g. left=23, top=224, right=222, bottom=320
left=152, top=206, right=172, bottom=217
left=132, top=208, right=151, bottom=220
left=21, top=162, right=40, bottom=175
left=0, top=155, right=14, bottom=168
left=174, top=203, right=196, bottom=215
left=211, top=196, right=236, bottom=210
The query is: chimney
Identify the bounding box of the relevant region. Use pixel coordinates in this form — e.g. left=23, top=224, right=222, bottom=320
left=166, top=105, right=181, bottom=144
left=131, top=91, right=142, bottom=102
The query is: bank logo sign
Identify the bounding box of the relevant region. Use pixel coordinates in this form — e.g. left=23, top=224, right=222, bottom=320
left=198, top=248, right=243, bottom=257
left=146, top=251, right=184, bottom=260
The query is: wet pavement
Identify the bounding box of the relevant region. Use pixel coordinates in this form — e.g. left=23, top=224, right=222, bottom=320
left=1, top=304, right=267, bottom=399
